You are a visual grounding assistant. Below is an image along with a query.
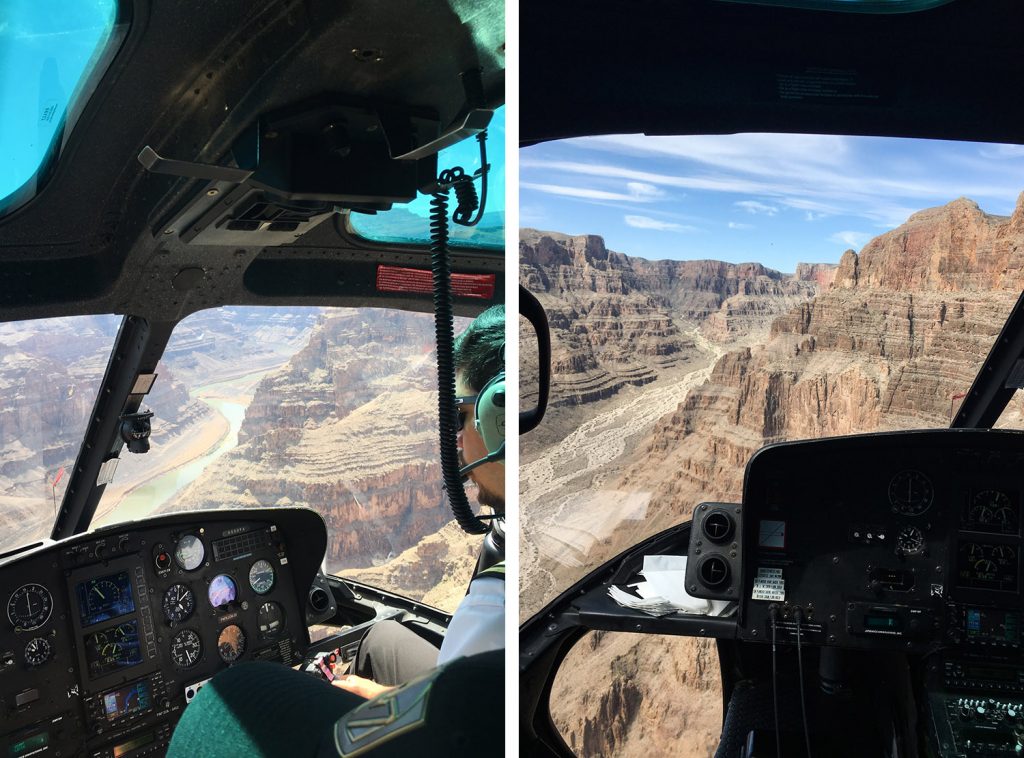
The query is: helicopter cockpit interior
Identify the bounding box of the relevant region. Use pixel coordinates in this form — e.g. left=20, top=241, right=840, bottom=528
left=519, top=1, right=1024, bottom=757
left=1, top=1, right=503, bottom=756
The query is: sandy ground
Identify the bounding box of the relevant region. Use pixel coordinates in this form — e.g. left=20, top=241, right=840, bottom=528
left=520, top=328, right=725, bottom=620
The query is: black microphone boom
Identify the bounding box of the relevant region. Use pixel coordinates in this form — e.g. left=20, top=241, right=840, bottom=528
left=459, top=442, right=505, bottom=479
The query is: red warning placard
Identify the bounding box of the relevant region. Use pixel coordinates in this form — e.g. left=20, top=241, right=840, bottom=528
left=376, top=265, right=496, bottom=300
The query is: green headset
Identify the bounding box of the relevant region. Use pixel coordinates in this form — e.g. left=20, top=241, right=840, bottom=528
left=459, top=346, right=505, bottom=477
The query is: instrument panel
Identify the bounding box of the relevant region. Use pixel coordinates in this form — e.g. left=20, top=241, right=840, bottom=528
left=0, top=508, right=326, bottom=758
left=736, top=429, right=1024, bottom=652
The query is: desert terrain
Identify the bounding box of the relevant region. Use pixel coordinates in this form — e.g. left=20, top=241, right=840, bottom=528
left=521, top=194, right=1024, bottom=756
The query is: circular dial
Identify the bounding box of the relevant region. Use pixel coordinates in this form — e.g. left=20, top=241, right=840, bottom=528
left=208, top=575, right=238, bottom=609
left=162, top=584, right=196, bottom=623
left=888, top=470, right=934, bottom=516
left=24, top=637, right=52, bottom=667
left=257, top=602, right=284, bottom=638
left=7, top=584, right=53, bottom=631
left=897, top=526, right=925, bottom=555
left=85, top=579, right=121, bottom=616
left=170, top=629, right=202, bottom=669
left=971, top=490, right=1016, bottom=529
left=249, top=560, right=275, bottom=595
left=217, top=625, right=246, bottom=663
left=174, top=535, right=205, bottom=571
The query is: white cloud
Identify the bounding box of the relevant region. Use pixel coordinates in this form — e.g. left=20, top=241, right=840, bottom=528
left=736, top=200, right=778, bottom=216
left=805, top=212, right=825, bottom=221
left=728, top=221, right=753, bottom=230
left=829, top=231, right=872, bottom=249
left=978, top=144, right=1024, bottom=160
left=624, top=215, right=696, bottom=232
left=520, top=182, right=647, bottom=202
left=626, top=181, right=664, bottom=199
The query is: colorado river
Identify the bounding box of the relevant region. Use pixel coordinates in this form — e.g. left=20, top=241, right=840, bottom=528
left=95, top=369, right=269, bottom=525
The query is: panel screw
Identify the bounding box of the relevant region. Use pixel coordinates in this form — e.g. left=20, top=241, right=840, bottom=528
left=206, top=189, right=219, bottom=196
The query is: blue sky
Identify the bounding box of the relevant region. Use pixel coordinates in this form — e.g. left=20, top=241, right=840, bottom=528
left=521, top=134, right=1024, bottom=273
left=0, top=1, right=118, bottom=212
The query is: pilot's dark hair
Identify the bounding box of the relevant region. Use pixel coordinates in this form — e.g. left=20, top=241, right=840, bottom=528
left=454, top=304, right=504, bottom=392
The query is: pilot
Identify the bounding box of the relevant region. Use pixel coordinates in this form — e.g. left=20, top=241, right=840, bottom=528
left=333, top=304, right=505, bottom=699
left=166, top=306, right=505, bottom=757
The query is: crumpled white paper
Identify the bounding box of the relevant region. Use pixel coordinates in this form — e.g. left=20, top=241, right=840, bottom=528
left=607, top=555, right=732, bottom=617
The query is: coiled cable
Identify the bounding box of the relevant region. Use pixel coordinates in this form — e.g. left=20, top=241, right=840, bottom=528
left=430, top=172, right=488, bottom=535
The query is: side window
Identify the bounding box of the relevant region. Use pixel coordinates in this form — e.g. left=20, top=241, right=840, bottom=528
left=551, top=632, right=723, bottom=758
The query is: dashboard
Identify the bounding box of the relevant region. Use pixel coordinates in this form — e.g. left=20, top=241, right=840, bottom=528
left=0, top=508, right=326, bottom=758
left=732, top=429, right=1024, bottom=651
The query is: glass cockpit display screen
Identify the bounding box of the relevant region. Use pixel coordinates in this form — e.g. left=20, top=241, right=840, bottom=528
left=83, top=620, right=142, bottom=679
left=964, top=607, right=1021, bottom=645
left=76, top=571, right=135, bottom=627
left=102, top=680, right=152, bottom=721
left=961, top=489, right=1020, bottom=535
left=957, top=541, right=1019, bottom=593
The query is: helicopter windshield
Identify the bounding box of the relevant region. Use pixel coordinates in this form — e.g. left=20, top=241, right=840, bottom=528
left=0, top=306, right=479, bottom=613
left=520, top=130, right=1024, bottom=755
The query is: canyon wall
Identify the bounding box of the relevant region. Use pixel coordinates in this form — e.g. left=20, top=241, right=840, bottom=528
left=526, top=193, right=1024, bottom=757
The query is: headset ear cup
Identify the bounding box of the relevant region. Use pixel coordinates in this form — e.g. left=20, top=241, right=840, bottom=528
left=474, top=372, right=505, bottom=461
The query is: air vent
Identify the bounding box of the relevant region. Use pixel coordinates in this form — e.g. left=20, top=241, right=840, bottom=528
left=699, top=556, right=731, bottom=587
left=702, top=510, right=734, bottom=543
left=309, top=587, right=331, bottom=612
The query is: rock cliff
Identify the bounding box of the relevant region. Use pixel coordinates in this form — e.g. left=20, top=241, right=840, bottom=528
left=627, top=195, right=1024, bottom=524
left=520, top=229, right=832, bottom=414
left=525, top=193, right=1024, bottom=758
left=161, top=309, right=465, bottom=575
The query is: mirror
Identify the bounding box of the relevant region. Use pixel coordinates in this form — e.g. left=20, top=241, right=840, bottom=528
left=519, top=285, right=550, bottom=434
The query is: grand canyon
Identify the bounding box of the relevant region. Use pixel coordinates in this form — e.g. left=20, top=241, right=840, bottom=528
left=520, top=193, right=1024, bottom=757
left=0, top=306, right=478, bottom=612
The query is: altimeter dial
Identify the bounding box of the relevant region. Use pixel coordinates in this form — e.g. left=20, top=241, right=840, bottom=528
left=170, top=629, right=202, bottom=669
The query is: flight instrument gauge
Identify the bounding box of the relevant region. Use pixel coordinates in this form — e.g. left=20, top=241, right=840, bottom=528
left=257, top=602, right=284, bottom=638
left=889, top=470, right=934, bottom=516
left=174, top=535, right=205, bottom=571
left=7, top=583, right=53, bottom=631
left=249, top=560, right=275, bottom=595
left=162, top=584, right=196, bottom=623
left=24, top=637, right=52, bottom=667
left=969, top=490, right=1018, bottom=534
left=897, top=526, right=925, bottom=555
left=217, top=625, right=246, bottom=663
left=170, top=629, right=202, bottom=669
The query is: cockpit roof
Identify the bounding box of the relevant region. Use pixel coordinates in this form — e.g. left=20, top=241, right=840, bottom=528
left=0, top=0, right=505, bottom=324
left=521, top=0, right=1022, bottom=148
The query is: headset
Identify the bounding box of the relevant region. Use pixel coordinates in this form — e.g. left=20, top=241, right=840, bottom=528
left=458, top=347, right=505, bottom=478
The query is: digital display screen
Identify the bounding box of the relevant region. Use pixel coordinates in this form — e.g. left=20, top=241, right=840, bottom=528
left=964, top=607, right=1021, bottom=644
left=76, top=571, right=135, bottom=627
left=962, top=490, right=1020, bottom=535
left=7, top=731, right=48, bottom=757
left=84, top=620, right=143, bottom=679
left=957, top=541, right=1019, bottom=592
left=112, top=732, right=154, bottom=758
left=102, top=680, right=152, bottom=721
left=962, top=664, right=1019, bottom=683
left=865, top=613, right=902, bottom=631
